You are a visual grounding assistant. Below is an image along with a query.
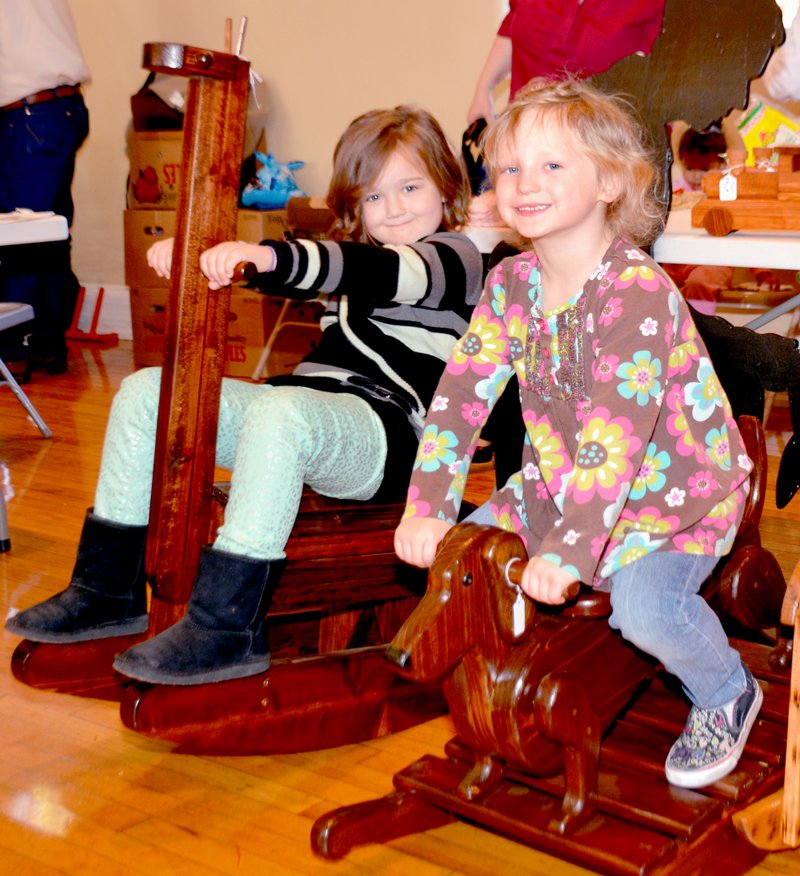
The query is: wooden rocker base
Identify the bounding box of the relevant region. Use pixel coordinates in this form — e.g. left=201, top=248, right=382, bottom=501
left=312, top=644, right=791, bottom=875
left=11, top=635, right=446, bottom=755
left=7, top=490, right=446, bottom=753
left=10, top=632, right=146, bottom=701
left=119, top=645, right=445, bottom=754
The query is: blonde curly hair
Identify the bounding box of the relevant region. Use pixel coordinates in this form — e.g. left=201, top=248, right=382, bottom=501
left=481, top=76, right=665, bottom=246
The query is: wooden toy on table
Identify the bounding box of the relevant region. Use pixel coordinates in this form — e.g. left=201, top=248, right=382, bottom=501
left=693, top=147, right=800, bottom=236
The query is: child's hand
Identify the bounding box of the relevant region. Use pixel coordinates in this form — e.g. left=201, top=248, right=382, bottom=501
left=199, top=242, right=276, bottom=290
left=394, top=517, right=452, bottom=568
left=520, top=556, right=580, bottom=605
left=147, top=238, right=175, bottom=279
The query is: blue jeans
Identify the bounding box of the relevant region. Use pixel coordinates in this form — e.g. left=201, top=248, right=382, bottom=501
left=609, top=551, right=744, bottom=709
left=464, top=504, right=745, bottom=710
left=0, top=92, right=89, bottom=360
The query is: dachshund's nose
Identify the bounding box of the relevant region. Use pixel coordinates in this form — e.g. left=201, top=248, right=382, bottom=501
left=385, top=645, right=411, bottom=669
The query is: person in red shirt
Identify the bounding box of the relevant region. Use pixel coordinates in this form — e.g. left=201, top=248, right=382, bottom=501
left=468, top=0, right=666, bottom=124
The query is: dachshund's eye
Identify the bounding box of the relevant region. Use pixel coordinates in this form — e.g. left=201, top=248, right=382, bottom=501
left=461, top=573, right=473, bottom=587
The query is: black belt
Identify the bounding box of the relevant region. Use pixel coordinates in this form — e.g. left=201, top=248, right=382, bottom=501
left=282, top=368, right=426, bottom=438
left=342, top=374, right=425, bottom=438
left=1, top=84, right=82, bottom=114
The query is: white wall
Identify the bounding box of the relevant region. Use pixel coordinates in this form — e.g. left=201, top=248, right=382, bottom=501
left=68, top=0, right=507, bottom=288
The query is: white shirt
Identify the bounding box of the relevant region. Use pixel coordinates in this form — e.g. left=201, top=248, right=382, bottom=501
left=0, top=0, right=90, bottom=106
left=761, top=15, right=800, bottom=104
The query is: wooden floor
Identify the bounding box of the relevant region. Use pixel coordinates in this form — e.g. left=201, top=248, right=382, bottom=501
left=1, top=340, right=800, bottom=875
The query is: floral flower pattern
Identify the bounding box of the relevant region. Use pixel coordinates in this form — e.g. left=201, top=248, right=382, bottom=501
left=616, top=350, right=662, bottom=406
left=599, top=296, right=623, bottom=327
left=630, top=442, right=671, bottom=500
left=415, top=425, right=458, bottom=473
left=461, top=400, right=489, bottom=427
left=522, top=409, right=569, bottom=490
left=402, top=485, right=430, bottom=520
left=684, top=357, right=723, bottom=422
left=705, top=425, right=732, bottom=471
left=569, top=407, right=640, bottom=504
left=403, top=238, right=751, bottom=590
left=448, top=304, right=508, bottom=376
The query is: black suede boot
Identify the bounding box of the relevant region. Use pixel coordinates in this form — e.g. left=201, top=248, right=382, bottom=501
left=5, top=509, right=149, bottom=643
left=112, top=546, right=284, bottom=685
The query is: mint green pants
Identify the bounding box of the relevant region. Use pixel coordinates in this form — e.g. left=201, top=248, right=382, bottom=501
left=93, top=367, right=387, bottom=560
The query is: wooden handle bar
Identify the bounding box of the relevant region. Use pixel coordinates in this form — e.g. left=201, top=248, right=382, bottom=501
left=505, top=557, right=581, bottom=602
left=231, top=261, right=257, bottom=286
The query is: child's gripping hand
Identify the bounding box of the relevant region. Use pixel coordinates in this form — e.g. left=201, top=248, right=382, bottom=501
left=147, top=238, right=175, bottom=279
left=520, top=555, right=580, bottom=605
left=394, top=517, right=452, bottom=568
left=199, top=242, right=276, bottom=290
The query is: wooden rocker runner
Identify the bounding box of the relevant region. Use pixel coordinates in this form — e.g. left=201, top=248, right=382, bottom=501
left=9, top=38, right=444, bottom=752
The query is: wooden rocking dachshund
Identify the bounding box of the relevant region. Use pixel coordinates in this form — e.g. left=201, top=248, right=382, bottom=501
left=312, top=416, right=792, bottom=874
left=9, top=39, right=445, bottom=752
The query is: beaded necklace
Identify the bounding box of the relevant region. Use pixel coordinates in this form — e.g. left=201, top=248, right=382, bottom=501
left=523, top=274, right=587, bottom=403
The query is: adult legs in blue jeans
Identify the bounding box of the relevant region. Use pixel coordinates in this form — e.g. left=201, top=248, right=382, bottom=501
left=0, top=92, right=89, bottom=367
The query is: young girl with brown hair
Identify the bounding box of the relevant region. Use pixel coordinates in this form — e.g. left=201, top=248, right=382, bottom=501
left=7, top=105, right=483, bottom=687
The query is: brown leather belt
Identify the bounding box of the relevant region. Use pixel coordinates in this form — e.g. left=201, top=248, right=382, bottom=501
left=1, top=84, right=82, bottom=114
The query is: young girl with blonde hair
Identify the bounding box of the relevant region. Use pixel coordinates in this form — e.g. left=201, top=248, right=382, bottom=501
left=395, top=77, right=761, bottom=790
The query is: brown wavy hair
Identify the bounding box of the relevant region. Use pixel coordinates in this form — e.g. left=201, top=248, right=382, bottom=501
left=481, top=76, right=665, bottom=246
left=326, top=105, right=470, bottom=242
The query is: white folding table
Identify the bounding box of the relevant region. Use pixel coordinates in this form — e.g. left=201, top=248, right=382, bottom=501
left=0, top=210, right=68, bottom=550
left=652, top=207, right=800, bottom=330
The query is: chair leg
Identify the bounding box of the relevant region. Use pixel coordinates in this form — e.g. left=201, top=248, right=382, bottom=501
left=0, top=356, right=52, bottom=438
left=0, top=487, right=9, bottom=552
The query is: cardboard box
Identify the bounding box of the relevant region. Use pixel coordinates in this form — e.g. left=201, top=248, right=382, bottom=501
left=236, top=208, right=291, bottom=242
left=130, top=287, right=169, bottom=367
left=129, top=287, right=320, bottom=378
left=125, top=205, right=320, bottom=377
left=286, top=197, right=336, bottom=239
left=128, top=131, right=184, bottom=209
left=224, top=291, right=280, bottom=378
left=130, top=286, right=276, bottom=374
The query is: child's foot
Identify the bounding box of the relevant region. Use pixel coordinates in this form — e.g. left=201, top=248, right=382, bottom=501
left=664, top=665, right=762, bottom=789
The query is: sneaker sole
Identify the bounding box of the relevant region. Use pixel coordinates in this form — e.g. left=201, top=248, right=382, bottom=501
left=665, top=680, right=763, bottom=789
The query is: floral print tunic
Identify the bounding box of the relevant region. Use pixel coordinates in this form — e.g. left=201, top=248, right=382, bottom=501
left=404, top=237, right=752, bottom=589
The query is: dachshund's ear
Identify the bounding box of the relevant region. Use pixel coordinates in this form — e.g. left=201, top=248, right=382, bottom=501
left=777, top=385, right=800, bottom=509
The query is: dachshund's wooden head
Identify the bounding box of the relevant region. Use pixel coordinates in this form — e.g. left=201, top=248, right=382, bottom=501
left=386, top=524, right=533, bottom=683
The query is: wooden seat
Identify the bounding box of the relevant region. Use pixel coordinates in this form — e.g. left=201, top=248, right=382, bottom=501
left=114, top=487, right=451, bottom=755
